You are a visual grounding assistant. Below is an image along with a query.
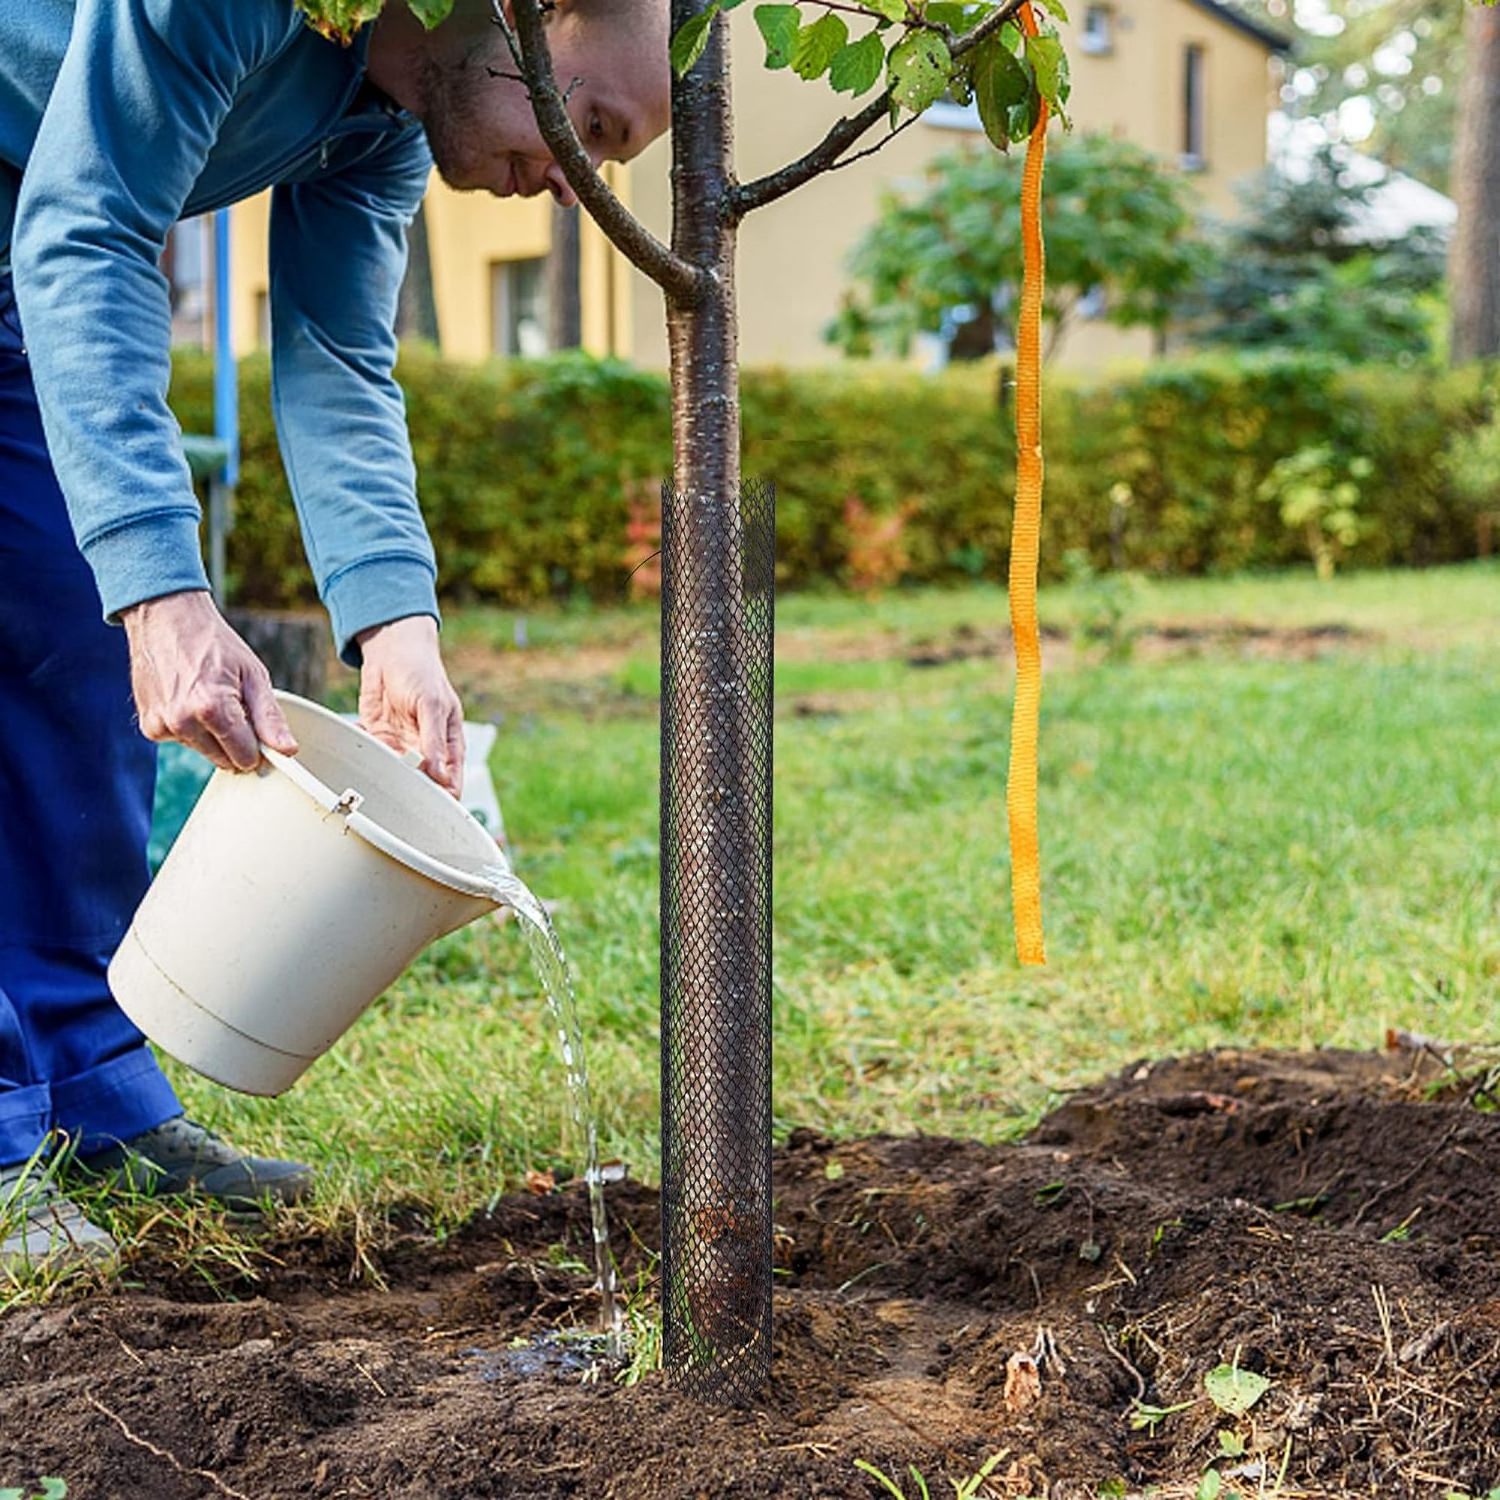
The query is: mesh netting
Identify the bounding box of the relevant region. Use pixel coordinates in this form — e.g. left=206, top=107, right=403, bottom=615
left=660, top=477, right=775, bottom=1404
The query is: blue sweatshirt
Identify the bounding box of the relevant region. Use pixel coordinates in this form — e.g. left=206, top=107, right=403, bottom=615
left=1, top=0, right=439, bottom=663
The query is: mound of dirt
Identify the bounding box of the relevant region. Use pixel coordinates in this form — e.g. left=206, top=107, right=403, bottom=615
left=4, top=1045, right=1500, bottom=1499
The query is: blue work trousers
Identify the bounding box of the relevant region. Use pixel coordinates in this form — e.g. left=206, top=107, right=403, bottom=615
left=0, top=275, right=181, bottom=1167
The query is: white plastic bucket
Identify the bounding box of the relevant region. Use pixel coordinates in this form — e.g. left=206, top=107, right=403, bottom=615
left=109, top=692, right=508, bottom=1096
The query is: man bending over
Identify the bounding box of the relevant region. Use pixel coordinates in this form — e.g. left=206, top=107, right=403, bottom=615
left=0, top=0, right=669, bottom=1267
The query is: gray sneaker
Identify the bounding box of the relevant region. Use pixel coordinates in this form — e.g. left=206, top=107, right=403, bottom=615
left=1, top=1161, right=117, bottom=1272
left=73, top=1117, right=314, bottom=1209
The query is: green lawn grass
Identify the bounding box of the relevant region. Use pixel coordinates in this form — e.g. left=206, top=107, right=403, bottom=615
left=106, top=562, right=1500, bottom=1263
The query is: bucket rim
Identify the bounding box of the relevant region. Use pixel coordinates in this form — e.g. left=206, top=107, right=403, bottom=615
left=260, top=692, right=508, bottom=905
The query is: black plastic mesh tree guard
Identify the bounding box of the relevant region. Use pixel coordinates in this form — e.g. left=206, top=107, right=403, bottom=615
left=660, top=477, right=775, bottom=1403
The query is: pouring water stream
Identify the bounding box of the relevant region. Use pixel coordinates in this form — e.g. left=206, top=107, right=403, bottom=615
left=480, top=864, right=622, bottom=1353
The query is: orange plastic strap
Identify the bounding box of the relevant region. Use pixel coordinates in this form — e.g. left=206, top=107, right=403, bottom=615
left=1007, top=1, right=1048, bottom=966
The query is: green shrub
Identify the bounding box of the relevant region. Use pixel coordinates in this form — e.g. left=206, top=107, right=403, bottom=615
left=1444, top=411, right=1500, bottom=557
left=167, top=347, right=1490, bottom=610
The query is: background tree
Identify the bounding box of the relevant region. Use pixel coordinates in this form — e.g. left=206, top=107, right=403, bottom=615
left=1184, top=142, right=1445, bottom=362
left=1449, top=2, right=1500, bottom=363
left=1242, top=0, right=1461, bottom=193
left=825, top=132, right=1209, bottom=362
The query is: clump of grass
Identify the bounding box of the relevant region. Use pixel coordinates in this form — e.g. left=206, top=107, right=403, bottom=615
left=853, top=1451, right=1004, bottom=1499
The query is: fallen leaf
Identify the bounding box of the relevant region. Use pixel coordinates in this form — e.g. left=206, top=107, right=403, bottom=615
left=1003, top=1351, right=1042, bottom=1411
left=1204, top=1362, right=1270, bottom=1416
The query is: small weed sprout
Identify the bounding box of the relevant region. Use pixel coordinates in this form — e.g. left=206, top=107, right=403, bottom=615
left=616, top=1290, right=663, bottom=1387
left=0, top=1481, right=67, bottom=1500
left=1127, top=1396, right=1197, bottom=1434
left=855, top=1458, right=929, bottom=1500
left=852, top=1452, right=1004, bottom=1499
left=614, top=1244, right=663, bottom=1387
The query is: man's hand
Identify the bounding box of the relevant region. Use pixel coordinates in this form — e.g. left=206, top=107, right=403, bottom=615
left=123, top=591, right=299, bottom=771
left=355, top=615, right=465, bottom=798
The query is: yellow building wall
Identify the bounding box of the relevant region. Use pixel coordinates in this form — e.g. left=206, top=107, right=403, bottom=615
left=228, top=192, right=270, bottom=357
left=625, top=0, right=1277, bottom=373
left=222, top=6, right=1273, bottom=375
left=227, top=162, right=631, bottom=364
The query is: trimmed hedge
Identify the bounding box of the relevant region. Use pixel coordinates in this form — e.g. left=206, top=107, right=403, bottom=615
left=167, top=346, right=1492, bottom=609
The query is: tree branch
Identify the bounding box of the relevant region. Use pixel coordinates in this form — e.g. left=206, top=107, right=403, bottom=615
left=496, top=0, right=708, bottom=305
left=728, top=0, right=1031, bottom=219
left=808, top=108, right=924, bottom=178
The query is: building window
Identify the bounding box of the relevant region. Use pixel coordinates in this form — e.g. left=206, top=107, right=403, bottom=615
left=1081, top=4, right=1113, bottom=54
left=923, top=95, right=983, bottom=132
left=491, top=257, right=549, bottom=357
left=1182, top=44, right=1207, bottom=170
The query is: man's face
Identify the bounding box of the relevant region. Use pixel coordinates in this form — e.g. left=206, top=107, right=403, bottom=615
left=417, top=5, right=672, bottom=205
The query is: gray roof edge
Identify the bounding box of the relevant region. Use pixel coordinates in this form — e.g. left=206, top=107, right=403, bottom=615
left=1185, top=0, right=1291, bottom=52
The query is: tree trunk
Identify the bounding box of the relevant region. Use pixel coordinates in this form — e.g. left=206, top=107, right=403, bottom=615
left=1449, top=5, right=1500, bottom=364
left=396, top=199, right=441, bottom=348
left=547, top=203, right=583, bottom=349
left=225, top=610, right=328, bottom=702
left=658, top=0, right=774, bottom=1403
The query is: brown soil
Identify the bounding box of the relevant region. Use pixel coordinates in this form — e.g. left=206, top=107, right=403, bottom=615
left=440, top=619, right=1379, bottom=723
left=6, top=1044, right=1500, bottom=1499
left=901, top=620, right=1374, bottom=669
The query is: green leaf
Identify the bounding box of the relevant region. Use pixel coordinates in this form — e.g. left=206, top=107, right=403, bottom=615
left=1217, top=1429, right=1246, bottom=1458
left=887, top=30, right=953, bottom=112
left=954, top=1454, right=1005, bottom=1500
left=860, top=0, right=910, bottom=20
left=1196, top=1471, right=1222, bottom=1500
left=37, top=1485, right=68, bottom=1500
left=1204, top=1363, right=1271, bottom=1417
left=792, top=12, right=850, bottom=79
left=1034, top=0, right=1070, bottom=20
left=852, top=1461, right=909, bottom=1500
left=1024, top=32, right=1071, bottom=114
left=936, top=0, right=996, bottom=31
left=1008, top=84, right=1043, bottom=139
left=946, top=62, right=974, bottom=105
left=830, top=31, right=887, bottom=94
left=671, top=1, right=722, bottom=78
left=405, top=0, right=454, bottom=25
left=754, top=3, right=801, bottom=67
left=972, top=36, right=1031, bottom=148
left=294, top=0, right=383, bottom=43
left=924, top=2, right=968, bottom=28
left=824, top=1159, right=845, bottom=1180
